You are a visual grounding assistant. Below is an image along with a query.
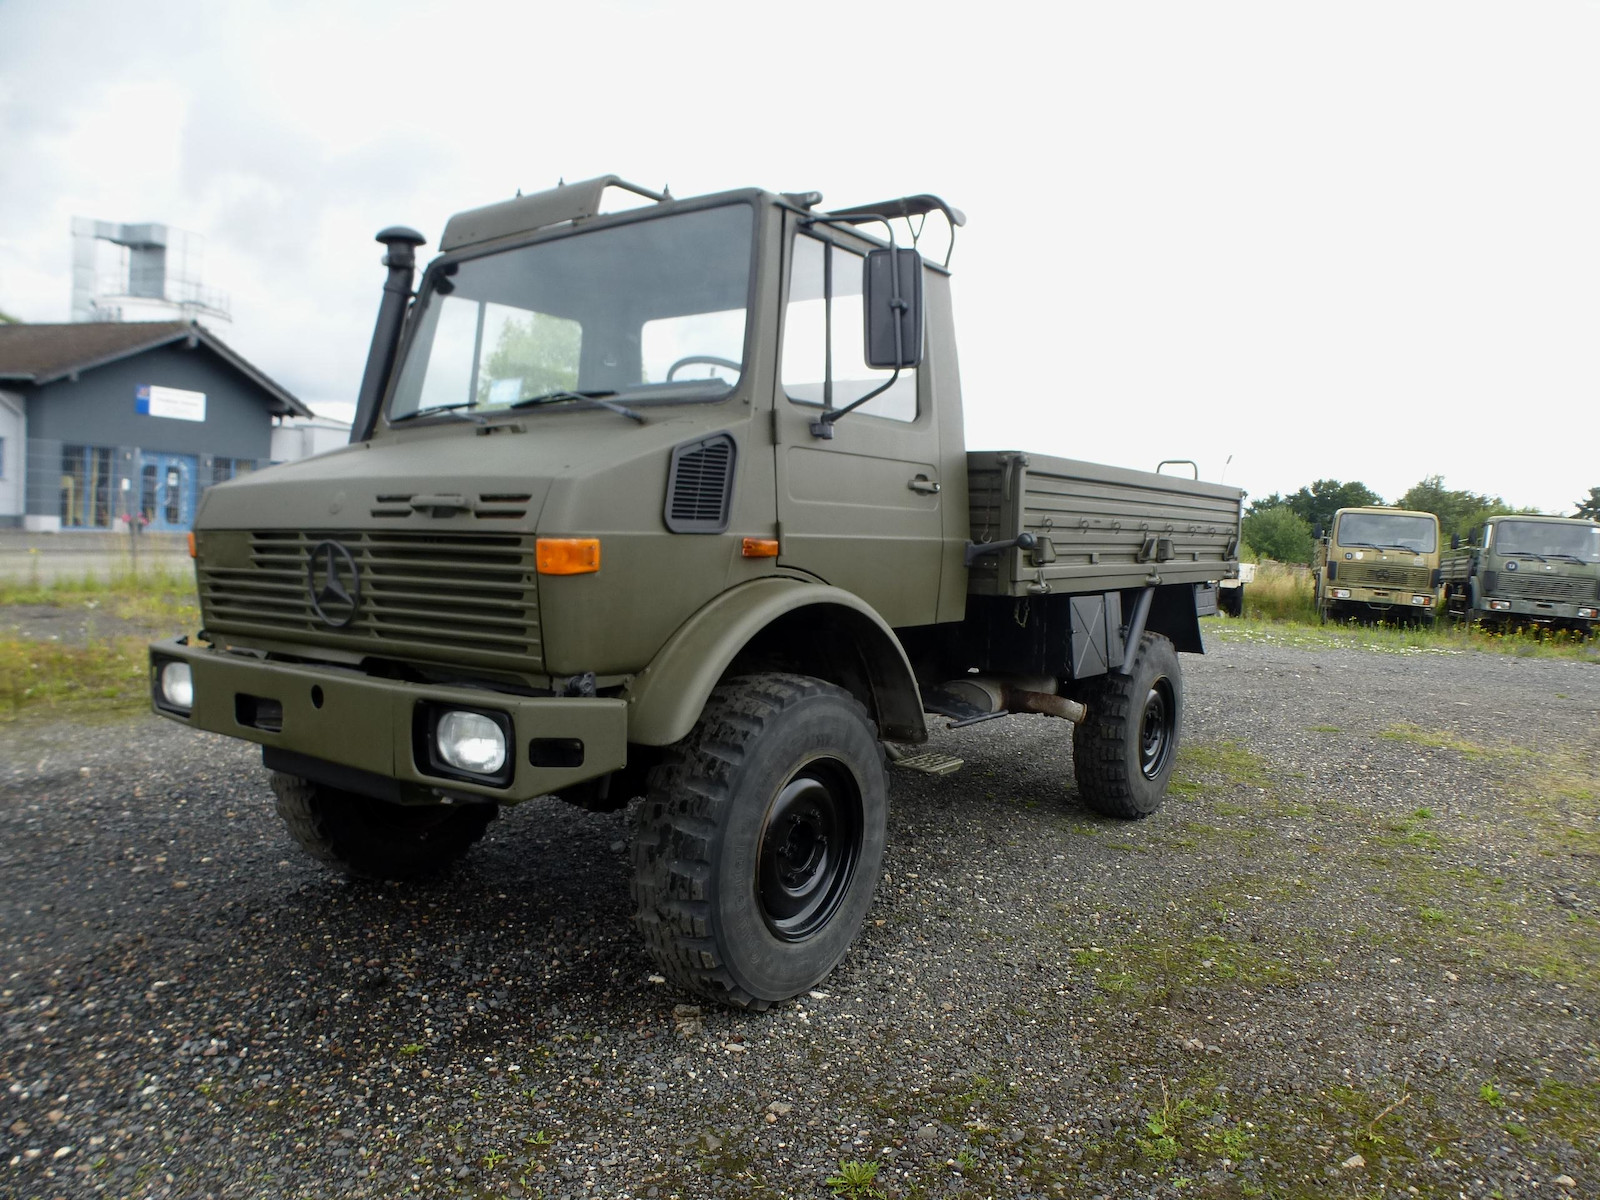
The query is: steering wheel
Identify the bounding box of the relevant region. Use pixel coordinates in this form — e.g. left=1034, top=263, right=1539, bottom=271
left=665, top=355, right=741, bottom=381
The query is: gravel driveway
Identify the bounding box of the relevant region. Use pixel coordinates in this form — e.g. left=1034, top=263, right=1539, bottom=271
left=2, top=628, right=1597, bottom=1200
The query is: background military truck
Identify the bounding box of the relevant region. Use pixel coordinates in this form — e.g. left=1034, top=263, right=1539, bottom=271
left=149, top=176, right=1242, bottom=1009
left=1439, top=514, right=1600, bottom=634
left=1313, top=506, right=1441, bottom=624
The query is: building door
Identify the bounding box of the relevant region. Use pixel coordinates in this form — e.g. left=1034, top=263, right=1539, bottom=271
left=139, top=452, right=198, bottom=531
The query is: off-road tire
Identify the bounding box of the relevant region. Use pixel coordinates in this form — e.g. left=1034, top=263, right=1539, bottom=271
left=1072, top=632, right=1182, bottom=819
left=269, top=772, right=496, bottom=881
left=629, top=673, right=888, bottom=1010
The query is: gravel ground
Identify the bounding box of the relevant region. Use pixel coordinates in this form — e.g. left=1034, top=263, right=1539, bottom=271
left=2, top=627, right=1597, bottom=1200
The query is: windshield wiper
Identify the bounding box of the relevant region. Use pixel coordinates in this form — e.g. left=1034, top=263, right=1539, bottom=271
left=510, top=389, right=646, bottom=424
left=1539, top=552, right=1586, bottom=563
left=390, top=402, right=486, bottom=425
left=1340, top=541, right=1383, bottom=550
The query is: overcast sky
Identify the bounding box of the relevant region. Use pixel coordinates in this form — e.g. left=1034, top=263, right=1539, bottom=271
left=2, top=0, right=1597, bottom=513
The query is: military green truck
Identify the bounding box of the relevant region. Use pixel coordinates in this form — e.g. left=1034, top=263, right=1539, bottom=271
left=1439, top=514, right=1600, bottom=633
left=1313, top=506, right=1441, bottom=624
left=149, top=176, right=1242, bottom=1008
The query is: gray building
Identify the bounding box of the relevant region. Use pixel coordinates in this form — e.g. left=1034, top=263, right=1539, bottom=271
left=0, top=321, right=309, bottom=531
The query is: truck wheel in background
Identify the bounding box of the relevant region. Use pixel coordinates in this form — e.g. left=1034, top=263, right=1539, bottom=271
left=269, top=772, right=496, bottom=880
left=630, top=673, right=888, bottom=1009
left=1072, top=632, right=1182, bottom=819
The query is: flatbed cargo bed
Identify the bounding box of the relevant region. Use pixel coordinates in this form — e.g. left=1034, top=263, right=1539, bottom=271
left=966, top=451, right=1243, bottom=598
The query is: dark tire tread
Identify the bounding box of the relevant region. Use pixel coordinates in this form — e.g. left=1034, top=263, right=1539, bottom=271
left=629, top=673, right=881, bottom=1011
left=1072, top=632, right=1179, bottom=820
left=269, top=772, right=494, bottom=881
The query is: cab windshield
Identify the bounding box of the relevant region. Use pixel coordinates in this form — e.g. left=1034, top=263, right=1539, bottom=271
left=1494, top=520, right=1600, bottom=562
left=1335, top=512, right=1438, bottom=553
left=387, top=204, right=753, bottom=421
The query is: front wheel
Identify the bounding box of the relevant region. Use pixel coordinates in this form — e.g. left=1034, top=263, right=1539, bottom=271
left=1072, top=632, right=1182, bottom=819
left=269, top=773, right=496, bottom=880
left=629, top=673, right=888, bottom=1009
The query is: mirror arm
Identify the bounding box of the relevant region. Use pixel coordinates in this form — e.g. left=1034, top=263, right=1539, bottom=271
left=810, top=368, right=900, bottom=439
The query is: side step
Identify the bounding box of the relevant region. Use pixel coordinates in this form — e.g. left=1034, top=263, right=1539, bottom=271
left=885, top=746, right=964, bottom=776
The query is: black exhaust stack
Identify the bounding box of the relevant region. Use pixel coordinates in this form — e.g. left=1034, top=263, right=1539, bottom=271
left=349, top=225, right=427, bottom=443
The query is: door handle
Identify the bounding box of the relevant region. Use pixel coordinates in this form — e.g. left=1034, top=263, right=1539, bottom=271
left=908, top=476, right=941, bottom=495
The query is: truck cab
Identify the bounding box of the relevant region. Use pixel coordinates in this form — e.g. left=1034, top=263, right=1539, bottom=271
left=1314, top=506, right=1441, bottom=624
left=1440, top=514, right=1600, bottom=633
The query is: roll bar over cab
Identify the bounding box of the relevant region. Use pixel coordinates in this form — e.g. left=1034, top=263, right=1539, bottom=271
left=150, top=177, right=1243, bottom=1008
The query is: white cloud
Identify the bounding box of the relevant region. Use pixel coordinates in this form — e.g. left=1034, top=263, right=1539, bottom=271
left=2, top=0, right=1598, bottom=510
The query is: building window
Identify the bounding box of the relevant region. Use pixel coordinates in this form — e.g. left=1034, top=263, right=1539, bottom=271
left=61, top=444, right=115, bottom=528
left=209, top=458, right=257, bottom=489
left=141, top=463, right=158, bottom=522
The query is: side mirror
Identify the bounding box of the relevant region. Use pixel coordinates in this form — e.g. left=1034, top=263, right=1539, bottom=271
left=1314, top=526, right=1324, bottom=541
left=1451, top=534, right=1460, bottom=550
left=863, top=247, right=923, bottom=370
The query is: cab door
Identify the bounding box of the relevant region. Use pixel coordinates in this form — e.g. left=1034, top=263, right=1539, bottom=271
left=772, top=220, right=945, bottom=629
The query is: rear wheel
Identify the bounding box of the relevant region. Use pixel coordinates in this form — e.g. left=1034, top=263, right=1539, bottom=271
left=269, top=772, right=495, bottom=880
left=1072, top=633, right=1182, bottom=819
left=629, top=673, right=888, bottom=1009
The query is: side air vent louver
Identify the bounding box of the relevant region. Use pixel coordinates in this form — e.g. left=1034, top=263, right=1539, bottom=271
left=664, top=433, right=737, bottom=533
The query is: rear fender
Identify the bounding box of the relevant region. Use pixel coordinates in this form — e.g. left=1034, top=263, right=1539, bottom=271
left=624, top=578, right=927, bottom=746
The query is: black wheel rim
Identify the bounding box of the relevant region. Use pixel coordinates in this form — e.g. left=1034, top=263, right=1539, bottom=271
left=1139, top=678, right=1177, bottom=780
left=757, top=758, right=864, bottom=942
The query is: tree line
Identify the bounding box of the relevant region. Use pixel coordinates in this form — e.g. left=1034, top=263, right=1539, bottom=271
left=1241, top=478, right=1600, bottom=564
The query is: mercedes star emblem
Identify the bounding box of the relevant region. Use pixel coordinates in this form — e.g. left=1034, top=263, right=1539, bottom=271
left=306, top=540, right=361, bottom=628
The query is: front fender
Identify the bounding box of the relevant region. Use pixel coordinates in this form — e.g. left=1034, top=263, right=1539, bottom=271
left=623, top=577, right=926, bottom=747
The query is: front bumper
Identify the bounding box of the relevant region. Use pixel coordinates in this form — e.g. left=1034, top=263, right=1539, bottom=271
left=1329, top=587, right=1435, bottom=610
left=148, top=637, right=626, bottom=803
left=1480, top=598, right=1599, bottom=624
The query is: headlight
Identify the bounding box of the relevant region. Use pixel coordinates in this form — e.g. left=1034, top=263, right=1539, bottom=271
left=160, top=661, right=194, bottom=710
left=1489, top=600, right=1512, bottom=611
left=436, top=711, right=507, bottom=775
left=1411, top=595, right=1431, bottom=605
left=1578, top=607, right=1598, bottom=619
left=1330, top=588, right=1351, bottom=599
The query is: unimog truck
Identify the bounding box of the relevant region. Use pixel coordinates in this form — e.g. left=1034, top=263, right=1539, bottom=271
left=1439, top=514, right=1600, bottom=634
left=1313, top=506, right=1441, bottom=624
left=149, top=176, right=1242, bottom=1008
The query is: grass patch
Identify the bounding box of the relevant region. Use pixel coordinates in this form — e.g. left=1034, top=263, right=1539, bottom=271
left=1177, top=739, right=1274, bottom=789
left=1380, top=722, right=1506, bottom=760
left=1217, top=611, right=1600, bottom=662
left=0, top=565, right=199, bottom=625
left=0, top=636, right=152, bottom=719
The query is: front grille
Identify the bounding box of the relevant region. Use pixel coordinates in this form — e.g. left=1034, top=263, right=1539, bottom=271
left=1497, top=573, right=1599, bottom=604
left=1337, top=562, right=1431, bottom=591
left=199, top=530, right=542, bottom=671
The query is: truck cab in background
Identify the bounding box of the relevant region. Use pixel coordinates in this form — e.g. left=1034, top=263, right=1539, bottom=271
left=1313, top=507, right=1441, bottom=625
left=1439, top=514, right=1600, bottom=634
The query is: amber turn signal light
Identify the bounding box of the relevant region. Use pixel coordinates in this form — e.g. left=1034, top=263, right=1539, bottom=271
left=536, top=537, right=601, bottom=575
left=741, top=537, right=779, bottom=558
left=187, top=532, right=197, bottom=558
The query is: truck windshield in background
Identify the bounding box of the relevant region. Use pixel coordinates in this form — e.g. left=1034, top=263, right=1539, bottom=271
left=387, top=203, right=754, bottom=421
left=1336, top=511, right=1438, bottom=553
left=1493, top=520, right=1600, bottom=562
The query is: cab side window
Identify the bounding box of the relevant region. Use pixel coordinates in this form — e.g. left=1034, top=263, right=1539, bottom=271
left=782, top=233, right=916, bottom=422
